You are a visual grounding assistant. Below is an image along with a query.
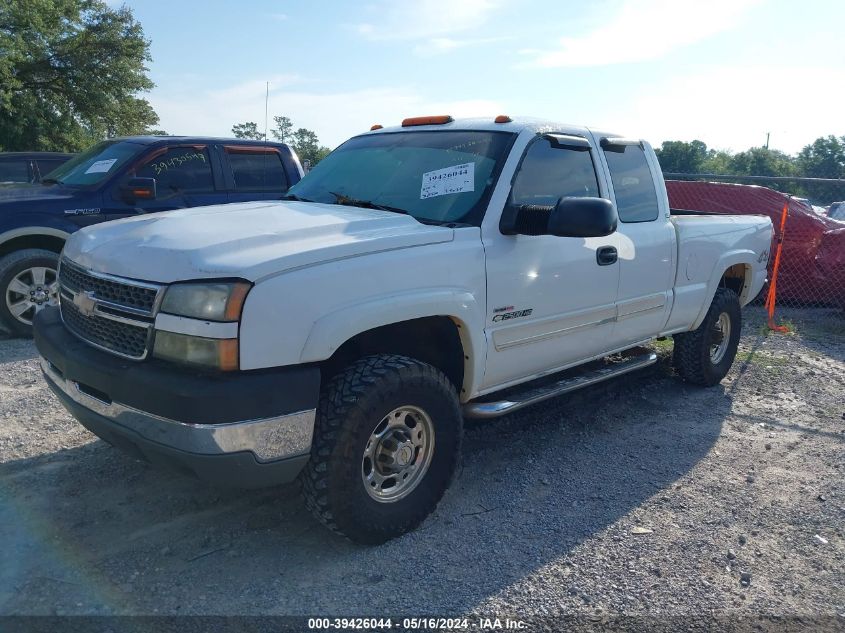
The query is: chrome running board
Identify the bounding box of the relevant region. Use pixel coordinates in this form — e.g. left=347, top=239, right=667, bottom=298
left=463, top=351, right=658, bottom=419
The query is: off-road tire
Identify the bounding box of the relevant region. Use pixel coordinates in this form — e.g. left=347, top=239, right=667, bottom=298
left=673, top=287, right=742, bottom=386
left=300, top=354, right=463, bottom=544
left=0, top=249, right=60, bottom=338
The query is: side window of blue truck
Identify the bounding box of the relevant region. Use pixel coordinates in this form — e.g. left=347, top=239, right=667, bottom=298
left=135, top=147, right=216, bottom=193
left=225, top=147, right=289, bottom=193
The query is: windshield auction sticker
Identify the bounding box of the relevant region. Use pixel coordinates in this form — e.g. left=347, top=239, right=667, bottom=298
left=420, top=163, right=475, bottom=199
left=84, top=158, right=118, bottom=174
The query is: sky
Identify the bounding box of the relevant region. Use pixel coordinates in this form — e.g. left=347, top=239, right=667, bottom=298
left=120, top=0, right=845, bottom=155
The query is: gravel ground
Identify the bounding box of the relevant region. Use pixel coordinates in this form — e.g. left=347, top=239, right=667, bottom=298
left=0, top=307, right=843, bottom=626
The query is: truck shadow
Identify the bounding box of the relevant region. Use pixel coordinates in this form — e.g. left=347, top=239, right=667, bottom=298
left=0, top=337, right=38, bottom=364
left=0, top=360, right=730, bottom=616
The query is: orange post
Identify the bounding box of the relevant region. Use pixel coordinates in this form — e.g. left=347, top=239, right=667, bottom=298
left=764, top=202, right=790, bottom=333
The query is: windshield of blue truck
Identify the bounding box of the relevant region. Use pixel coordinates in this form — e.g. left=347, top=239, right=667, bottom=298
left=42, top=140, right=143, bottom=187
left=287, top=130, right=515, bottom=225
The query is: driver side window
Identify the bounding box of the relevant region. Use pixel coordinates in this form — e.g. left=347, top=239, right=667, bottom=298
left=511, top=137, right=599, bottom=206
left=134, top=147, right=215, bottom=194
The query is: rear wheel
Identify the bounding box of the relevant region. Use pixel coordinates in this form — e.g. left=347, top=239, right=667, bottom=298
left=300, top=354, right=462, bottom=544
left=0, top=249, right=60, bottom=338
left=673, top=287, right=742, bottom=386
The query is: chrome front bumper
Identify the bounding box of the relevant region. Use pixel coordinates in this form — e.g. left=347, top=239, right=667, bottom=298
left=41, top=358, right=316, bottom=463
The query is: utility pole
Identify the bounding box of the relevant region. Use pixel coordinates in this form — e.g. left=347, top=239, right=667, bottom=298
left=765, top=132, right=770, bottom=150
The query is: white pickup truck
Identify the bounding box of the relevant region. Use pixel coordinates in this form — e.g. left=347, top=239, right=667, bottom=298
left=34, top=116, right=773, bottom=543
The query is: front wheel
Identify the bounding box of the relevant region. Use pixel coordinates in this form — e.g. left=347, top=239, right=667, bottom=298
left=300, top=355, right=463, bottom=544
left=673, top=287, right=742, bottom=386
left=0, top=249, right=60, bottom=338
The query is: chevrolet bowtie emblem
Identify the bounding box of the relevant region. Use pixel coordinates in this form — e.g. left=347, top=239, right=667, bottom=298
left=72, top=291, right=98, bottom=317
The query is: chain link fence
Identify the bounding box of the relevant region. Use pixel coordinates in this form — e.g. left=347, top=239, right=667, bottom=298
left=665, top=178, right=845, bottom=313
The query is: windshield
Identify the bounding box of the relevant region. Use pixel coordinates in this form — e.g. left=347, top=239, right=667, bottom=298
left=43, top=140, right=144, bottom=187
left=287, top=130, right=515, bottom=224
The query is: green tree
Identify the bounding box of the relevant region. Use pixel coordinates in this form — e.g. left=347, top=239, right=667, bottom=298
left=242, top=115, right=331, bottom=166
left=655, top=140, right=710, bottom=173
left=797, top=135, right=845, bottom=178
left=700, top=150, right=732, bottom=174
left=0, top=0, right=160, bottom=151
left=727, top=147, right=796, bottom=177
left=270, top=115, right=293, bottom=144
left=290, top=127, right=330, bottom=167
left=231, top=121, right=265, bottom=140
left=796, top=135, right=845, bottom=202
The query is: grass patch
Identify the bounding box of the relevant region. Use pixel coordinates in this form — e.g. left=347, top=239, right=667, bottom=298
left=738, top=349, right=790, bottom=366
left=651, top=338, right=674, bottom=352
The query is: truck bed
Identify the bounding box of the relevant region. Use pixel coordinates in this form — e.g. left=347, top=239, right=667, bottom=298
left=662, top=213, right=772, bottom=333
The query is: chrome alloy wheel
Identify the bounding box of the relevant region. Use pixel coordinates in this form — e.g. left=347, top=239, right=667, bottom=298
left=710, top=312, right=731, bottom=364
left=5, top=266, right=59, bottom=326
left=362, top=405, right=435, bottom=503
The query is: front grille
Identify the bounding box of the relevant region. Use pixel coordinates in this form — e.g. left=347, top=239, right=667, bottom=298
left=58, top=258, right=162, bottom=360
left=60, top=260, right=159, bottom=314
left=61, top=298, right=150, bottom=359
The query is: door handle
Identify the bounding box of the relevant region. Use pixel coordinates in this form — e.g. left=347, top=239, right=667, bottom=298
left=596, top=246, right=618, bottom=266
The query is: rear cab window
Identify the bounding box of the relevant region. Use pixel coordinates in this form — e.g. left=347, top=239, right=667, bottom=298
left=0, top=159, right=31, bottom=183
left=225, top=147, right=289, bottom=193
left=601, top=141, right=660, bottom=222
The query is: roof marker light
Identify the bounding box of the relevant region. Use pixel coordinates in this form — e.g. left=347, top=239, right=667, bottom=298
left=370, top=124, right=383, bottom=130
left=401, top=115, right=453, bottom=127
left=494, top=115, right=512, bottom=123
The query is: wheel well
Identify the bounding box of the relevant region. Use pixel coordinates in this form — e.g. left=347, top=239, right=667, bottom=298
left=0, top=234, right=65, bottom=259
left=719, top=263, right=750, bottom=299
left=322, top=316, right=466, bottom=394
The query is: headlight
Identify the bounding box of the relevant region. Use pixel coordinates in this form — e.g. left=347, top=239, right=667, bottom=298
left=160, top=281, right=251, bottom=322
left=154, top=281, right=250, bottom=371
left=153, top=331, right=239, bottom=371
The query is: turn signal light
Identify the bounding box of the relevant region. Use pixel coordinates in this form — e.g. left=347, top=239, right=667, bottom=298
left=494, top=115, right=512, bottom=123
left=402, top=115, right=453, bottom=127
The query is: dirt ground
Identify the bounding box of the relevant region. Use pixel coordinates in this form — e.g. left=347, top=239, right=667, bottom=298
left=0, top=307, right=843, bottom=626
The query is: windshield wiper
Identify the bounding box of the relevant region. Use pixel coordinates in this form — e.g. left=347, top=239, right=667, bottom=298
left=40, top=178, right=62, bottom=185
left=329, top=191, right=410, bottom=215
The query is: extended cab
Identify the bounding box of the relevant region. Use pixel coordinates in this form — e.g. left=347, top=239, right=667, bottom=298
left=33, top=117, right=773, bottom=543
left=0, top=137, right=302, bottom=336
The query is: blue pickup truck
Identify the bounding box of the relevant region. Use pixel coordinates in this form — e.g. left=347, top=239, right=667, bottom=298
left=0, top=136, right=303, bottom=336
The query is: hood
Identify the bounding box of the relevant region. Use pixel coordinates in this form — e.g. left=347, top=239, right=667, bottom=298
left=0, top=183, right=81, bottom=207
left=62, top=200, right=454, bottom=283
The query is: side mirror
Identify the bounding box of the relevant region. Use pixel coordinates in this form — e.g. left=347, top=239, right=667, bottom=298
left=548, top=197, right=617, bottom=238
left=120, top=177, right=156, bottom=202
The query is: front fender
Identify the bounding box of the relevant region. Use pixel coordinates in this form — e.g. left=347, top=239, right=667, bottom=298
left=300, top=288, right=486, bottom=396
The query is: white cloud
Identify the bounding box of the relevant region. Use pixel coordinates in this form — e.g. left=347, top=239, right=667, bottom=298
left=149, top=78, right=504, bottom=148
left=269, top=12, right=288, bottom=21
left=353, top=0, right=499, bottom=41
left=413, top=35, right=513, bottom=57
left=604, top=66, right=845, bottom=154
left=522, top=0, right=762, bottom=68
